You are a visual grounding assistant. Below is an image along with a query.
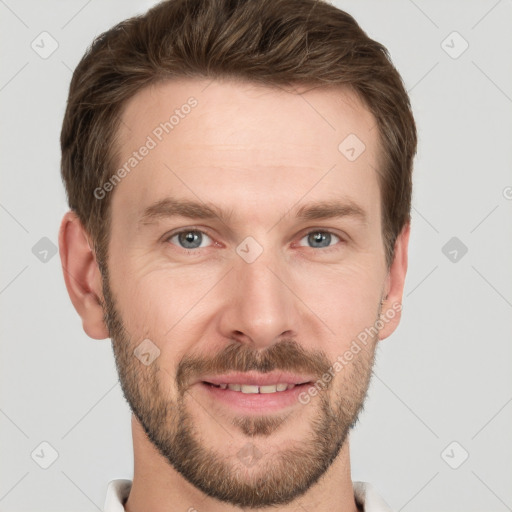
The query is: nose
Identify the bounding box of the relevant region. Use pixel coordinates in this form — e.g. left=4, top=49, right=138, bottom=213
left=217, top=247, right=300, bottom=350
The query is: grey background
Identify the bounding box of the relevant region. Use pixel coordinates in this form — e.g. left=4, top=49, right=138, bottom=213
left=1, top=0, right=511, bottom=511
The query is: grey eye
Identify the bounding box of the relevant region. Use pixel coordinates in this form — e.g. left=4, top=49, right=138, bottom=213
left=169, top=230, right=212, bottom=250
left=299, top=231, right=340, bottom=249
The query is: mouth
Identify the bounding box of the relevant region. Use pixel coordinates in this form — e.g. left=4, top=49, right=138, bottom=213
left=195, top=372, right=315, bottom=413
left=202, top=382, right=309, bottom=393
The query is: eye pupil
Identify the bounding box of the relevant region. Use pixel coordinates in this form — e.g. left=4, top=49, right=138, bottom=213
left=179, top=231, right=202, bottom=249
left=308, top=231, right=331, bottom=248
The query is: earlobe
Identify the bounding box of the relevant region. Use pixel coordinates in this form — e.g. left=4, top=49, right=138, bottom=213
left=58, top=211, right=110, bottom=340
left=378, top=222, right=410, bottom=341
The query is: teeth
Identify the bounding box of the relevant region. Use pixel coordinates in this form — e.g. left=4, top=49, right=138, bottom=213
left=214, top=383, right=295, bottom=394
left=259, top=385, right=278, bottom=393
left=240, top=385, right=259, bottom=394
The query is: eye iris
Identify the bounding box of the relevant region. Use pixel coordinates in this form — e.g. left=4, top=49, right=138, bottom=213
left=308, top=231, right=331, bottom=248
left=179, top=231, right=202, bottom=249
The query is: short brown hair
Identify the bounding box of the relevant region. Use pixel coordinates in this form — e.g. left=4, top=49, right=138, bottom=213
left=61, top=0, right=417, bottom=272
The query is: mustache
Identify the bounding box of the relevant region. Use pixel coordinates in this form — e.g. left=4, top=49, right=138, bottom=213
left=175, top=339, right=332, bottom=393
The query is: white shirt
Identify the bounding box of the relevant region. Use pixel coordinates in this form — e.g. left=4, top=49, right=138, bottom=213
left=103, top=479, right=394, bottom=511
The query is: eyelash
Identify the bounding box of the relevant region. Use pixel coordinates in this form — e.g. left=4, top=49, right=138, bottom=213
left=163, top=227, right=345, bottom=255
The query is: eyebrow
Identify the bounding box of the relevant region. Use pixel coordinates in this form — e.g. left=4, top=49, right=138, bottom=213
left=139, top=198, right=234, bottom=225
left=295, top=200, right=367, bottom=224
left=138, top=197, right=368, bottom=226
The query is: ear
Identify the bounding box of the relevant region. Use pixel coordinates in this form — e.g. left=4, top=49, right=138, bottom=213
left=58, top=210, right=109, bottom=340
left=378, top=222, right=410, bottom=341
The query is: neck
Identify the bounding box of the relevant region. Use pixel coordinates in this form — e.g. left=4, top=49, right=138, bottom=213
left=124, top=414, right=359, bottom=512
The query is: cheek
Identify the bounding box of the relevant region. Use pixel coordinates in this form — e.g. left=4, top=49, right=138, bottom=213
left=296, top=261, right=384, bottom=344
left=108, top=258, right=215, bottom=348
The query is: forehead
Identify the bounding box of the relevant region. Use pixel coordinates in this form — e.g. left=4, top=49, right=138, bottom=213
left=111, top=78, right=382, bottom=230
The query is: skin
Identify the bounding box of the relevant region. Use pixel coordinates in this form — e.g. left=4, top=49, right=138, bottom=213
left=59, top=78, right=409, bottom=512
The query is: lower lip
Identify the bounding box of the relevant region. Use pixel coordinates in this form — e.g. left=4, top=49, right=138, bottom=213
left=197, top=382, right=311, bottom=413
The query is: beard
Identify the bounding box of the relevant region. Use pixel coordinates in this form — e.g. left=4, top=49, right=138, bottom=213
left=100, top=266, right=379, bottom=509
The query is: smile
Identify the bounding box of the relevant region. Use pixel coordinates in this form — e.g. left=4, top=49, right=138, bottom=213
left=203, top=382, right=298, bottom=393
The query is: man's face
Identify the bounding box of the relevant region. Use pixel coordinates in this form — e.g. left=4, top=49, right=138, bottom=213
left=102, top=78, right=391, bottom=507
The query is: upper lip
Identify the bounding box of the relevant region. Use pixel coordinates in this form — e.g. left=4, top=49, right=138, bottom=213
left=198, top=371, right=315, bottom=386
